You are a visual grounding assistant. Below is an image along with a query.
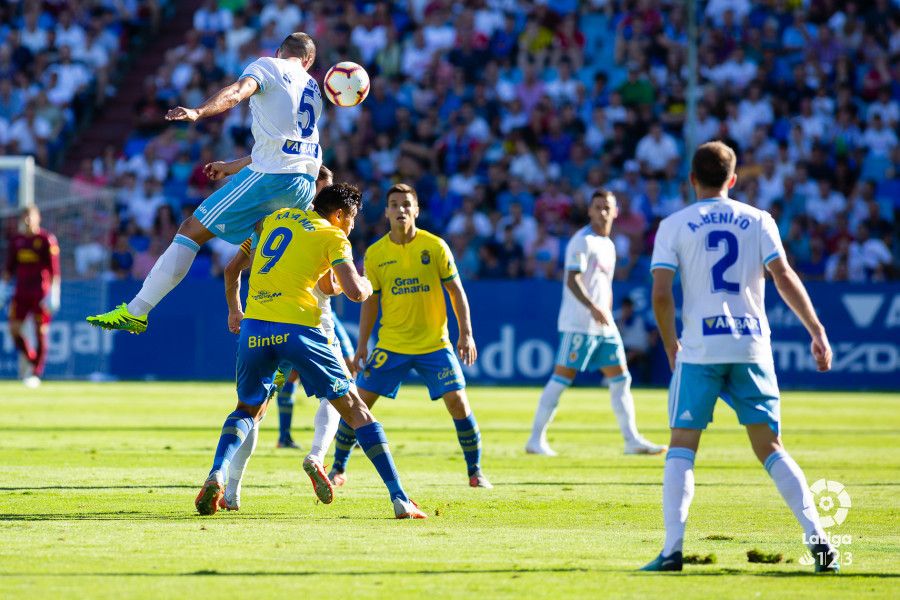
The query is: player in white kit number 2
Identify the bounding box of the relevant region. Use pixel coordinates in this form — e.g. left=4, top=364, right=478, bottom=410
left=526, top=190, right=665, bottom=457
left=87, top=33, right=324, bottom=335
left=642, top=142, right=838, bottom=573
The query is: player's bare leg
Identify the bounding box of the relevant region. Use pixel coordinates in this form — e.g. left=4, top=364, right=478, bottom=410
left=329, top=388, right=379, bottom=486
left=31, top=316, right=50, bottom=382
left=526, top=365, right=577, bottom=455
left=746, top=424, right=838, bottom=572
left=328, top=389, right=425, bottom=519
left=600, top=364, right=665, bottom=455
left=443, top=389, right=491, bottom=488
left=87, top=217, right=214, bottom=333
left=8, top=317, right=36, bottom=380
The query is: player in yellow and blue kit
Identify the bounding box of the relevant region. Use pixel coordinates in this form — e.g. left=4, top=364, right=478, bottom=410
left=328, top=183, right=492, bottom=489
left=194, top=183, right=426, bottom=519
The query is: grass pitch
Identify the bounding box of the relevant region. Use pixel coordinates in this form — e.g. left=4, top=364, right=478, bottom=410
left=0, top=382, right=897, bottom=599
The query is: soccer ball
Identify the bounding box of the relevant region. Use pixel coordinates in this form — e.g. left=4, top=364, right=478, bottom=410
left=323, top=62, right=370, bottom=107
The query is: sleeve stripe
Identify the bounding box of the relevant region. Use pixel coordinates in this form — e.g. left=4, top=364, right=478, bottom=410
left=651, top=262, right=678, bottom=271
left=241, top=73, right=264, bottom=92
left=565, top=265, right=585, bottom=272
left=331, top=258, right=348, bottom=266
left=371, top=289, right=381, bottom=294
left=440, top=273, right=459, bottom=283
left=763, top=251, right=782, bottom=265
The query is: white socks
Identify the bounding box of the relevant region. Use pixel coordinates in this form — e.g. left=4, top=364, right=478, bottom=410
left=765, top=449, right=827, bottom=544
left=127, top=234, right=200, bottom=316
left=528, top=374, right=571, bottom=447
left=225, top=421, right=259, bottom=503
left=308, top=399, right=341, bottom=464
left=662, top=447, right=695, bottom=556
left=608, top=373, right=639, bottom=444
left=659, top=447, right=827, bottom=556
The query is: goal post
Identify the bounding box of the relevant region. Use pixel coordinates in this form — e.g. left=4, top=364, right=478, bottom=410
left=0, top=155, right=35, bottom=208
left=0, top=156, right=116, bottom=380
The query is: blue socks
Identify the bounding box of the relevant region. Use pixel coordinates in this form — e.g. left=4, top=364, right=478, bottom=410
left=277, top=381, right=295, bottom=443
left=332, top=419, right=356, bottom=472
left=454, top=414, right=482, bottom=476
left=355, top=421, right=408, bottom=501
left=209, top=409, right=255, bottom=481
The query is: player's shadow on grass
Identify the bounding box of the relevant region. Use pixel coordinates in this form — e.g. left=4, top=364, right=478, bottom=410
left=503, top=481, right=735, bottom=487
left=0, top=484, right=285, bottom=491
left=0, top=511, right=200, bottom=522
left=7, top=569, right=898, bottom=578
left=0, top=511, right=425, bottom=522
left=656, top=569, right=900, bottom=579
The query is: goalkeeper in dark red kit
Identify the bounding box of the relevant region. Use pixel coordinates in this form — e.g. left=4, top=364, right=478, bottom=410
left=1, top=206, right=60, bottom=387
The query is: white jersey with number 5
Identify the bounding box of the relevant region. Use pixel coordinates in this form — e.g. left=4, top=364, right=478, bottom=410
left=558, top=225, right=617, bottom=336
left=650, top=198, right=785, bottom=364
left=240, top=56, right=323, bottom=176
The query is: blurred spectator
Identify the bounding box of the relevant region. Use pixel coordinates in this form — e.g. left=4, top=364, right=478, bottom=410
left=17, top=0, right=897, bottom=283
left=615, top=297, right=658, bottom=384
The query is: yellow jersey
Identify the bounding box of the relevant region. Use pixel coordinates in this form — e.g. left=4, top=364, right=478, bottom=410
left=245, top=208, right=352, bottom=327
left=364, top=229, right=458, bottom=354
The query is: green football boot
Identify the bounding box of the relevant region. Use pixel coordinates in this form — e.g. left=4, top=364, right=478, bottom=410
left=86, top=303, right=148, bottom=334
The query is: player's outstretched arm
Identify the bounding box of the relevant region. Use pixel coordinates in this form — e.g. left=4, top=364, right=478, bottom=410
left=767, top=257, right=832, bottom=372
left=205, top=156, right=252, bottom=181
left=444, top=277, right=477, bottom=366
left=651, top=268, right=680, bottom=371
left=166, top=77, right=258, bottom=122
left=224, top=250, right=252, bottom=334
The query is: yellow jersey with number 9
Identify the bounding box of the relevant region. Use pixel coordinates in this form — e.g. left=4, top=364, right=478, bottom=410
left=245, top=208, right=352, bottom=327
left=364, top=229, right=458, bottom=354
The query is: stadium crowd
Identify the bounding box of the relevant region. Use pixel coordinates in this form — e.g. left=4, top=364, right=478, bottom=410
left=8, top=1, right=900, bottom=282
left=0, top=0, right=167, bottom=168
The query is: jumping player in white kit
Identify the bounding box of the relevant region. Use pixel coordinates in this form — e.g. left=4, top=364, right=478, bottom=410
left=526, top=189, right=665, bottom=457
left=642, top=141, right=838, bottom=572
left=88, top=33, right=324, bottom=335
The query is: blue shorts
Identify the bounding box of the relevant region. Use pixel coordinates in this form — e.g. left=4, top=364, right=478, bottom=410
left=357, top=347, right=465, bottom=400
left=279, top=337, right=351, bottom=400
left=669, top=362, right=781, bottom=434
left=555, top=331, right=627, bottom=371
left=236, top=319, right=352, bottom=405
left=194, top=167, right=315, bottom=244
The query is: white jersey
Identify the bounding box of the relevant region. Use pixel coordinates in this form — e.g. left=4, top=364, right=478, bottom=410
left=240, top=57, right=323, bottom=176
left=558, top=225, right=617, bottom=336
left=311, top=285, right=335, bottom=340
left=650, top=198, right=785, bottom=364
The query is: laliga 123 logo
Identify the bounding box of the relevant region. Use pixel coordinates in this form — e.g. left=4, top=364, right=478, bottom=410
left=800, top=479, right=853, bottom=567
left=810, top=479, right=851, bottom=528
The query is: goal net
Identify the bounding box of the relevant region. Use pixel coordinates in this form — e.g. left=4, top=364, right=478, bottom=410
left=0, top=156, right=116, bottom=379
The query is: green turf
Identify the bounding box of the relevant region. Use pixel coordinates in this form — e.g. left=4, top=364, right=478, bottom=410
left=0, top=383, right=897, bottom=599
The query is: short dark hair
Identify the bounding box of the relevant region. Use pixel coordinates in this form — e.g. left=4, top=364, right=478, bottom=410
left=314, top=183, right=361, bottom=217
left=279, top=32, right=315, bottom=61
left=691, top=141, right=736, bottom=189
left=386, top=183, right=418, bottom=204
left=621, top=297, right=634, bottom=307
left=317, top=164, right=333, bottom=183
left=591, top=188, right=615, bottom=202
